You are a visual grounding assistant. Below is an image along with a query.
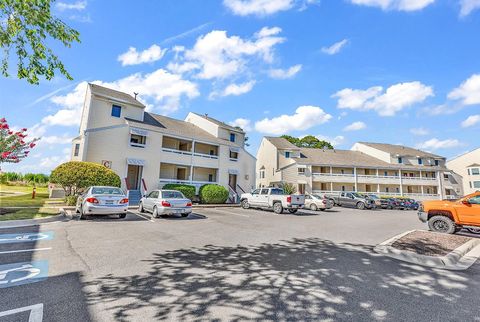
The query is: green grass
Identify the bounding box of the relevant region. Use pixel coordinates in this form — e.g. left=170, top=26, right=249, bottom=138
left=0, top=184, right=64, bottom=221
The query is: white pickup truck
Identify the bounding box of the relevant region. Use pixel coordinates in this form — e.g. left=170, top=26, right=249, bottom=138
left=240, top=187, right=305, bottom=214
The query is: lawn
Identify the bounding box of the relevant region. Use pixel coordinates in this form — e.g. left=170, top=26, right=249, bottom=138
left=0, top=184, right=64, bottom=221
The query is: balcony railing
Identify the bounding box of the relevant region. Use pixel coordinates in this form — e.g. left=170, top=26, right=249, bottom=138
left=162, top=148, right=219, bottom=159
left=159, top=178, right=218, bottom=192
left=312, top=173, right=437, bottom=181
left=312, top=190, right=440, bottom=198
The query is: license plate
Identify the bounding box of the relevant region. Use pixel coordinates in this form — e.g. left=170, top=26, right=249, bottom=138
left=292, top=205, right=298, bottom=208
left=105, top=200, right=114, bottom=205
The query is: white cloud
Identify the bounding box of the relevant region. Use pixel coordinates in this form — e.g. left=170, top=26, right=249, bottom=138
left=56, top=0, right=87, bottom=11
left=321, top=39, right=349, bottom=55
left=268, top=64, right=302, bottom=79
left=39, top=155, right=70, bottom=169
left=210, top=81, right=256, bottom=99
left=459, top=0, right=480, bottom=16
left=349, top=0, right=435, bottom=11
left=461, top=115, right=480, bottom=128
left=40, top=135, right=73, bottom=145
left=415, top=138, right=463, bottom=150
left=254, top=105, right=332, bottom=135
left=229, top=118, right=252, bottom=131
left=223, top=0, right=294, bottom=16
left=423, top=104, right=462, bottom=116
left=343, top=121, right=367, bottom=131
left=410, top=127, right=429, bottom=136
left=316, top=135, right=346, bottom=147
left=448, top=74, right=480, bottom=106
left=333, top=81, right=433, bottom=116
left=170, top=27, right=285, bottom=80
left=118, top=45, right=167, bottom=66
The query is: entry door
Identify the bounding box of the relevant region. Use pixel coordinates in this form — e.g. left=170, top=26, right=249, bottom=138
left=298, top=184, right=306, bottom=194
left=229, top=174, right=237, bottom=190
left=127, top=165, right=142, bottom=190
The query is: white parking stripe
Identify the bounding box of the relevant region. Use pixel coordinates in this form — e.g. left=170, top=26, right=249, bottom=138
left=0, top=303, right=43, bottom=322
left=132, top=212, right=155, bottom=222
left=0, top=247, right=52, bottom=255
left=211, top=209, right=250, bottom=217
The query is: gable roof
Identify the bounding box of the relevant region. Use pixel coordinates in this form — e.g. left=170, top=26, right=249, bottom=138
left=191, top=112, right=245, bottom=133
left=264, top=137, right=300, bottom=150
left=294, top=148, right=392, bottom=168
left=89, top=83, right=145, bottom=108
left=358, top=142, right=443, bottom=158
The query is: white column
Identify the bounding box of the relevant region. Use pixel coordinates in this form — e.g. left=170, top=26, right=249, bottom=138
left=399, top=170, right=403, bottom=196
left=330, top=182, right=333, bottom=192
left=437, top=171, right=444, bottom=199
left=376, top=169, right=379, bottom=177
left=330, top=166, right=333, bottom=175
left=354, top=167, right=358, bottom=192
left=421, top=185, right=424, bottom=195
left=377, top=184, right=380, bottom=193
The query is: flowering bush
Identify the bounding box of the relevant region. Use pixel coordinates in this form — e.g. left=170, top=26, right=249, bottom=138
left=0, top=118, right=38, bottom=164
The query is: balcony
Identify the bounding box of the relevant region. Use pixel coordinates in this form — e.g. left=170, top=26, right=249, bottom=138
left=161, top=136, right=220, bottom=167
left=312, top=173, right=355, bottom=183
left=159, top=163, right=218, bottom=192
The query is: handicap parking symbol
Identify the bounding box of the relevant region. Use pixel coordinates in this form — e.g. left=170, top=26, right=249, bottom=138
left=0, top=232, right=54, bottom=244
left=0, top=261, right=48, bottom=288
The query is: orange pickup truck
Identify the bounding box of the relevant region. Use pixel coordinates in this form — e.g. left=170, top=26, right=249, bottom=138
left=418, top=191, right=480, bottom=234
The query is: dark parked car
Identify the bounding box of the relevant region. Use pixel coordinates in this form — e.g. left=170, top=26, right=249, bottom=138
left=387, top=198, right=407, bottom=210
left=404, top=199, right=419, bottom=210
left=367, top=195, right=393, bottom=209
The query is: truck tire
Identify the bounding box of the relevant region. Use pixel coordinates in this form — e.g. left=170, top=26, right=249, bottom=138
left=288, top=209, right=297, bottom=214
left=273, top=202, right=283, bottom=214
left=356, top=202, right=365, bottom=210
left=428, top=215, right=456, bottom=234
left=241, top=199, right=250, bottom=209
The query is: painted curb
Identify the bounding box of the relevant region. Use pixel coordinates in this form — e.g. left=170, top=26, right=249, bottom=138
left=374, top=229, right=480, bottom=271
left=0, top=213, right=68, bottom=229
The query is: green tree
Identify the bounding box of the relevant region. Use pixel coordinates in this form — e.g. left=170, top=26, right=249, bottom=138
left=280, top=182, right=297, bottom=195
left=281, top=135, right=334, bottom=149
left=50, top=161, right=121, bottom=196
left=1, top=0, right=80, bottom=84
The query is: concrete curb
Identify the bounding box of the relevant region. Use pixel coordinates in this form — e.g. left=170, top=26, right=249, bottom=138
left=58, top=204, right=240, bottom=211
left=0, top=213, right=69, bottom=229
left=374, top=229, right=480, bottom=270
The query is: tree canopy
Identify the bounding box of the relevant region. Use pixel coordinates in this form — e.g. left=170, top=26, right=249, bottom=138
left=0, top=0, right=80, bottom=84
left=281, top=135, right=334, bottom=149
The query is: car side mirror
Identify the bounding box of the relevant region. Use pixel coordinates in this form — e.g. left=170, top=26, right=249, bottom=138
left=462, top=199, right=470, bottom=205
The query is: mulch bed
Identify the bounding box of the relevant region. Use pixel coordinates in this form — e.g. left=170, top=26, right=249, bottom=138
left=391, top=231, right=472, bottom=257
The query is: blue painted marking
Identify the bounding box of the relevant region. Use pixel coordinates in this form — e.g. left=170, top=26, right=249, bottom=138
left=0, top=261, right=48, bottom=288
left=0, top=231, right=54, bottom=244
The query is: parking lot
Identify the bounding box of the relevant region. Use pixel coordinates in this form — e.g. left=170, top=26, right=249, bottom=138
left=0, top=206, right=479, bottom=321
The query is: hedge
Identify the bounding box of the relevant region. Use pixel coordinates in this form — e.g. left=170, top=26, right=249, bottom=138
left=50, top=161, right=121, bottom=196
left=162, top=183, right=196, bottom=201
left=199, top=184, right=229, bottom=204
left=64, top=195, right=79, bottom=206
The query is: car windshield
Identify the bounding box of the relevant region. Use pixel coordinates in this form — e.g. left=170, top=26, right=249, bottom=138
left=162, top=191, right=185, bottom=199
left=91, top=187, right=124, bottom=195
left=270, top=188, right=284, bottom=195
left=351, top=193, right=363, bottom=198
left=312, top=194, right=323, bottom=199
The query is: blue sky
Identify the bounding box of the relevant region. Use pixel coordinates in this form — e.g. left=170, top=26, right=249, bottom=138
left=2, top=0, right=480, bottom=173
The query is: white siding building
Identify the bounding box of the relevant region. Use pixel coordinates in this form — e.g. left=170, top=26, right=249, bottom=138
left=447, top=147, right=480, bottom=195
left=256, top=137, right=461, bottom=200
left=71, top=84, right=256, bottom=204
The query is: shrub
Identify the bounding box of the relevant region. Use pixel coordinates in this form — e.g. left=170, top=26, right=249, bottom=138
left=64, top=195, right=78, bottom=206
left=50, top=161, right=121, bottom=196
left=280, top=182, right=297, bottom=195
left=162, top=183, right=196, bottom=201
left=199, top=184, right=229, bottom=204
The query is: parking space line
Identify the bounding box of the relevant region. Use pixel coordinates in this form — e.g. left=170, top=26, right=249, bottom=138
left=0, top=303, right=43, bottom=322
left=211, top=209, right=250, bottom=218
left=131, top=212, right=155, bottom=222
left=0, top=247, right=52, bottom=255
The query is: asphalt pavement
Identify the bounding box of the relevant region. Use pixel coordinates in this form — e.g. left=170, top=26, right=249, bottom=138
left=0, top=206, right=479, bottom=321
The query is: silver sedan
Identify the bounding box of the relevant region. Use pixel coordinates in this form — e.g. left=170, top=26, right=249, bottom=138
left=138, top=189, right=192, bottom=218
left=76, top=186, right=129, bottom=219
left=304, top=194, right=334, bottom=211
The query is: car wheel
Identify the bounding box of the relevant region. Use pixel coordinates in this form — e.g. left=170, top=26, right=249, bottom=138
left=428, top=215, right=456, bottom=234
left=79, top=207, right=87, bottom=220
left=466, top=227, right=480, bottom=234
left=320, top=208, right=326, bottom=211
left=181, top=213, right=189, bottom=218
left=241, top=199, right=250, bottom=209
left=288, top=209, right=297, bottom=214
left=153, top=206, right=159, bottom=218
left=138, top=202, right=145, bottom=213
left=273, top=202, right=283, bottom=214
left=119, top=213, right=127, bottom=219
left=356, top=202, right=365, bottom=210
left=310, top=204, right=318, bottom=211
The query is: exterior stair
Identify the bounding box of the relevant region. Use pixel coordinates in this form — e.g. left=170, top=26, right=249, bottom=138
left=128, top=190, right=142, bottom=206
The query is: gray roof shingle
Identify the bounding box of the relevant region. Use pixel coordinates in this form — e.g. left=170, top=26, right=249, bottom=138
left=358, top=142, right=443, bottom=158
left=265, top=137, right=300, bottom=150
left=89, top=83, right=145, bottom=108
left=191, top=112, right=245, bottom=133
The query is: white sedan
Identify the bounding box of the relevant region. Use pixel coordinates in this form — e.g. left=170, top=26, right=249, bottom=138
left=138, top=189, right=192, bottom=218
left=304, top=194, right=334, bottom=211
left=76, top=186, right=129, bottom=219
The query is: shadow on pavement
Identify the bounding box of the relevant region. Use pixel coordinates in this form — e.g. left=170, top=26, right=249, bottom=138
left=156, top=213, right=207, bottom=221
left=84, top=238, right=479, bottom=321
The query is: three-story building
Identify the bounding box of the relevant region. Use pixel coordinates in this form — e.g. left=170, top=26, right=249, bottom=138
left=71, top=84, right=256, bottom=204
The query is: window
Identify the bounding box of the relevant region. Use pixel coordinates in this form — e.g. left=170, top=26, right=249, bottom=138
left=208, top=174, right=214, bottom=182
left=472, top=168, right=480, bottom=175
left=444, top=174, right=449, bottom=180
left=341, top=169, right=345, bottom=174
left=285, top=151, right=291, bottom=158
left=270, top=188, right=284, bottom=195
left=147, top=191, right=159, bottom=199
left=473, top=181, right=480, bottom=189
left=260, top=188, right=269, bottom=195
left=396, top=187, right=400, bottom=193
left=130, top=134, right=146, bottom=147
left=341, top=186, right=345, bottom=192
left=230, top=133, right=236, bottom=142
left=398, top=157, right=403, bottom=164
left=418, top=158, right=423, bottom=165
left=74, top=143, right=80, bottom=156
left=162, top=191, right=185, bottom=199
left=92, top=187, right=124, bottom=195
left=384, top=171, right=388, bottom=176
left=252, top=189, right=260, bottom=195
left=469, top=196, right=480, bottom=204
left=230, top=151, right=238, bottom=160
left=111, top=105, right=121, bottom=117
left=386, top=187, right=389, bottom=193
left=259, top=170, right=265, bottom=179
left=298, top=167, right=306, bottom=175
left=434, top=160, right=439, bottom=166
